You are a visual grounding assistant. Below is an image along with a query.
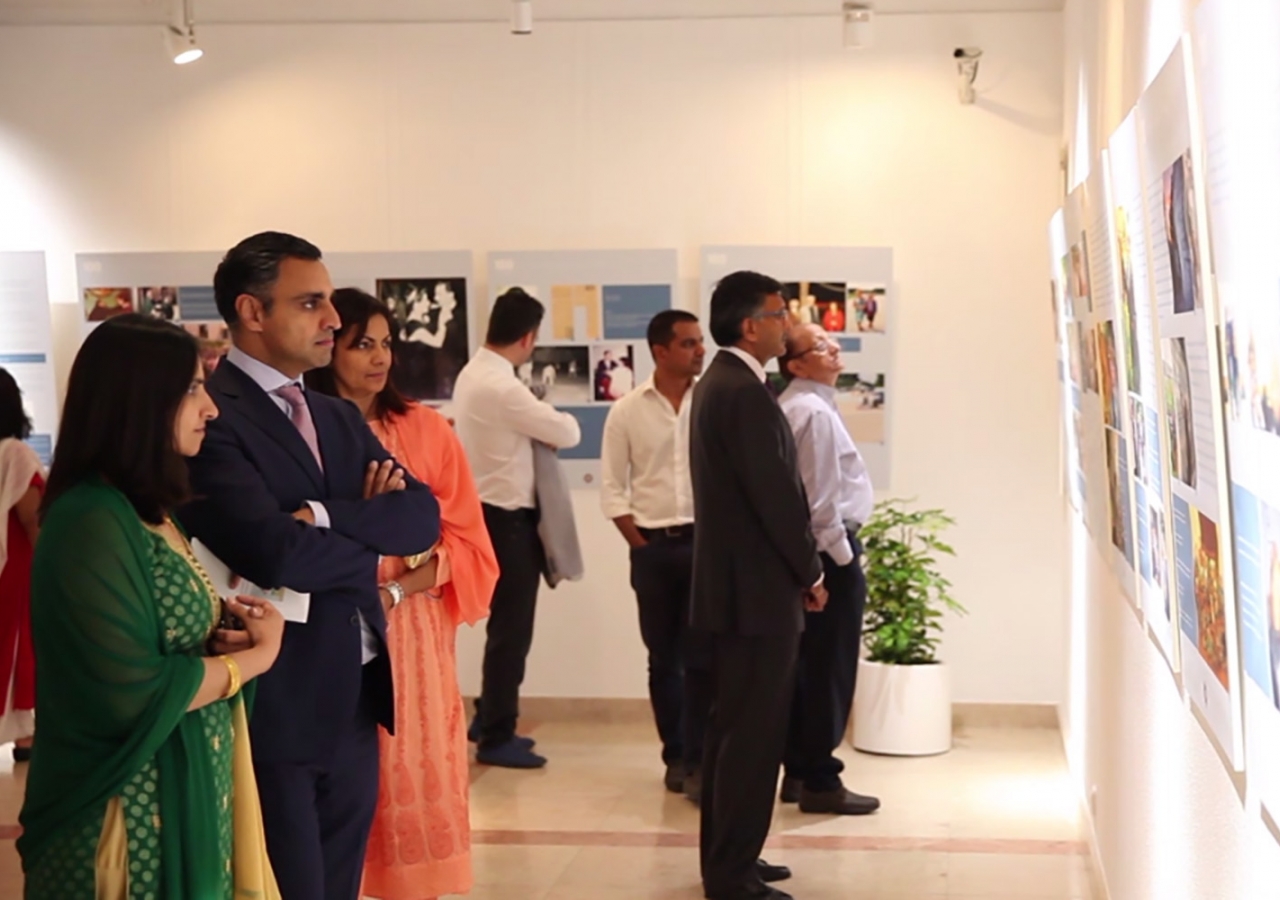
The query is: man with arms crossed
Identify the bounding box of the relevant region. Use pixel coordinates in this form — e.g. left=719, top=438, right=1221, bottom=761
left=454, top=288, right=581, bottom=768
left=181, top=232, right=442, bottom=900
left=600, top=310, right=711, bottom=801
left=777, top=322, right=881, bottom=816
left=691, top=271, right=826, bottom=900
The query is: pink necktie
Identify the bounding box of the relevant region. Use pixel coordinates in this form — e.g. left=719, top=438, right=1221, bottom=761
left=274, top=383, right=324, bottom=471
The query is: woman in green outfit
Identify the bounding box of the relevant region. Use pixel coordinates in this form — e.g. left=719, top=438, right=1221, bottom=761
left=19, top=314, right=285, bottom=899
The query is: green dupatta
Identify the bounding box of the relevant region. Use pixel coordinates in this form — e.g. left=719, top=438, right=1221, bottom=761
left=18, top=481, right=234, bottom=898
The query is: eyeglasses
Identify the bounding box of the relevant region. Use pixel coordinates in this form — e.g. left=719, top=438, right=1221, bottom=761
left=753, top=308, right=789, bottom=322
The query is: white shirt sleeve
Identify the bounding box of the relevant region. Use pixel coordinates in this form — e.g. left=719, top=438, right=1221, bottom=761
left=305, top=500, right=331, bottom=529
left=599, top=403, right=632, bottom=520
left=495, top=380, right=582, bottom=449
left=792, top=405, right=855, bottom=567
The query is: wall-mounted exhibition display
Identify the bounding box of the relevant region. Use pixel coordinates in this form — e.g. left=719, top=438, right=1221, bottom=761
left=1193, top=0, right=1280, bottom=829
left=75, top=250, right=473, bottom=404
left=699, top=246, right=894, bottom=490
left=1081, top=158, right=1139, bottom=607
left=0, top=252, right=57, bottom=465
left=1110, top=109, right=1180, bottom=672
left=1137, top=37, right=1243, bottom=770
left=485, top=249, right=678, bottom=483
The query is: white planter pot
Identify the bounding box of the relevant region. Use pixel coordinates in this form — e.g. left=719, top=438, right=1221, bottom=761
left=851, top=659, right=952, bottom=756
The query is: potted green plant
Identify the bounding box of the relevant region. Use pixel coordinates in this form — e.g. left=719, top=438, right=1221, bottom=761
left=852, top=499, right=966, bottom=756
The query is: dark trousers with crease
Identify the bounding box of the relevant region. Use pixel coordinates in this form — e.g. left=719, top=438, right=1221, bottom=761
left=784, top=532, right=866, bottom=792
left=630, top=527, right=712, bottom=772
left=475, top=503, right=545, bottom=748
left=700, top=629, right=801, bottom=896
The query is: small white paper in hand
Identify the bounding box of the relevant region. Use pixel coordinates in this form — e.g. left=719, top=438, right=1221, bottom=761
left=190, top=538, right=311, bottom=623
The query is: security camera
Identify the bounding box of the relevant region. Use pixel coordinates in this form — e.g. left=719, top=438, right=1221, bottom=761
left=954, top=47, right=982, bottom=104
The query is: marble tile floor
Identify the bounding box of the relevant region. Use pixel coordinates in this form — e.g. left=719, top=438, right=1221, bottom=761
left=0, top=720, right=1093, bottom=899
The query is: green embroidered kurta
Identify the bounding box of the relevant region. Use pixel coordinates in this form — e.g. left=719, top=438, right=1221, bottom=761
left=19, top=482, right=237, bottom=899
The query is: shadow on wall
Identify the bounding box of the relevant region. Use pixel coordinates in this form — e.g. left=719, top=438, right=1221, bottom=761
left=975, top=98, right=1061, bottom=137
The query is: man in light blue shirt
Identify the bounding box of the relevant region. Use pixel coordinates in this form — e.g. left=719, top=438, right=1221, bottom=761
left=776, top=321, right=881, bottom=817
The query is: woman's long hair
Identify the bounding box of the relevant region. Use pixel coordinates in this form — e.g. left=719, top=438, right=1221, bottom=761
left=43, top=314, right=201, bottom=524
left=306, top=288, right=409, bottom=418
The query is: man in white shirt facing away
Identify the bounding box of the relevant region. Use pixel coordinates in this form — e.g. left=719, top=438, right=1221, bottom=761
left=600, top=310, right=711, bottom=803
left=776, top=322, right=881, bottom=816
left=453, top=288, right=582, bottom=768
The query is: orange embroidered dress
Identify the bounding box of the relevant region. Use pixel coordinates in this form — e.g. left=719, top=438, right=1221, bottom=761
left=363, top=403, right=498, bottom=900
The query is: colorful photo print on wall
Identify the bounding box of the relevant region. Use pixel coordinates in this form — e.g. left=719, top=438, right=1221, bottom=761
left=138, top=286, right=180, bottom=322
left=1098, top=321, right=1122, bottom=430
left=1191, top=508, right=1228, bottom=689
left=1162, top=151, right=1202, bottom=315
left=590, top=342, right=637, bottom=402
left=83, top=287, right=134, bottom=322
left=783, top=281, right=845, bottom=330
left=836, top=372, right=886, bottom=444
left=1162, top=336, right=1197, bottom=490
left=1070, top=237, right=1092, bottom=313
left=524, top=345, right=590, bottom=406
left=183, top=321, right=231, bottom=376
left=847, top=286, right=887, bottom=334
left=1114, top=206, right=1141, bottom=394
left=551, top=284, right=603, bottom=342
left=377, top=278, right=469, bottom=402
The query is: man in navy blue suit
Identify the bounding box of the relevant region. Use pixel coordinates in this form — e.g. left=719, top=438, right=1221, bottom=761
left=180, top=232, right=441, bottom=900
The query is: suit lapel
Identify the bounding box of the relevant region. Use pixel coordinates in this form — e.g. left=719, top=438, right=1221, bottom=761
left=211, top=360, right=326, bottom=492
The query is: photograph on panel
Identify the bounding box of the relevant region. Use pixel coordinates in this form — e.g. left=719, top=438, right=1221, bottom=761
left=836, top=372, right=886, bottom=444
left=1162, top=336, right=1197, bottom=489
left=524, top=346, right=590, bottom=405
left=377, top=277, right=469, bottom=402
left=1130, top=396, right=1149, bottom=482
left=1115, top=207, right=1141, bottom=393
left=138, top=285, right=180, bottom=322
left=1222, top=295, right=1280, bottom=434
left=1104, top=429, right=1132, bottom=559
left=1190, top=507, right=1228, bottom=689
left=1098, top=321, right=1122, bottom=430
left=183, top=321, right=231, bottom=377
left=83, top=287, right=134, bottom=322
left=590, top=342, right=637, bottom=402
left=1162, top=151, right=1202, bottom=315
left=784, top=281, right=844, bottom=330
left=847, top=285, right=887, bottom=334
left=550, top=284, right=603, bottom=341
left=1069, top=236, right=1092, bottom=313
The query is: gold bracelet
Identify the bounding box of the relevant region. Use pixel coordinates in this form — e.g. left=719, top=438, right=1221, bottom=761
left=219, top=655, right=242, bottom=700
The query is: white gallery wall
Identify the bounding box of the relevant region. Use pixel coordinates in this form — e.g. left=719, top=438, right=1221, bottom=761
left=1061, top=0, right=1280, bottom=897
left=0, top=9, right=1065, bottom=703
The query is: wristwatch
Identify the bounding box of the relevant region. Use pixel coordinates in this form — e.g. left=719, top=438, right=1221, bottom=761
left=384, top=580, right=407, bottom=608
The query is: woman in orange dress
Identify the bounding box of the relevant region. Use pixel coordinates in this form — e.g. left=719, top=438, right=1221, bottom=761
left=307, top=288, right=498, bottom=900
left=0, top=367, right=42, bottom=762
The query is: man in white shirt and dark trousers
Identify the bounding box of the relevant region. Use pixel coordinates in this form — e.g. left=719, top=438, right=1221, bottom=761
left=776, top=322, right=881, bottom=816
left=600, top=310, right=711, bottom=802
left=453, top=288, right=582, bottom=768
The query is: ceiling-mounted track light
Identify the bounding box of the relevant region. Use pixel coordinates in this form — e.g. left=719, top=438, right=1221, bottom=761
left=511, top=0, right=533, bottom=35
left=842, top=2, right=873, bottom=49
left=166, top=0, right=203, bottom=64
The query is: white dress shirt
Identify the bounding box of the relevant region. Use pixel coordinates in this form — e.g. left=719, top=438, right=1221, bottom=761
left=453, top=347, right=582, bottom=510
left=779, top=377, right=875, bottom=567
left=600, top=375, right=694, bottom=528
left=226, top=345, right=380, bottom=664
left=723, top=346, right=768, bottom=383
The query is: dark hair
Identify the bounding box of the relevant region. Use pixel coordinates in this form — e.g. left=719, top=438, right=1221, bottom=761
left=305, top=288, right=409, bottom=418
left=646, top=310, right=699, bottom=351
left=43, top=315, right=200, bottom=524
left=486, top=288, right=544, bottom=346
left=0, top=367, right=32, bottom=441
left=213, top=231, right=323, bottom=327
left=709, top=271, right=784, bottom=347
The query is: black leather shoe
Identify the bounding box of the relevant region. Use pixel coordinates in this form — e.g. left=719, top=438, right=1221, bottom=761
left=756, top=859, right=791, bottom=882
left=798, top=786, right=880, bottom=815
left=705, top=883, right=793, bottom=900
left=664, top=763, right=685, bottom=793
left=467, top=719, right=534, bottom=749
left=779, top=776, right=801, bottom=804
left=684, top=768, right=703, bottom=805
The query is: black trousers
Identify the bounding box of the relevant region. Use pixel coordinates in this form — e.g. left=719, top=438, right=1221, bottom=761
left=476, top=504, right=545, bottom=748
left=255, top=668, right=381, bottom=900
left=784, top=534, right=867, bottom=792
left=630, top=527, right=712, bottom=771
left=700, top=629, right=801, bottom=896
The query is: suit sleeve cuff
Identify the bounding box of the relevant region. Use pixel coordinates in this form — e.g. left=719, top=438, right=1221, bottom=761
left=307, top=501, right=331, bottom=529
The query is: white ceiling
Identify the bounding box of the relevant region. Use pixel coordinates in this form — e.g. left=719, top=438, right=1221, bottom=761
left=0, top=0, right=1063, bottom=26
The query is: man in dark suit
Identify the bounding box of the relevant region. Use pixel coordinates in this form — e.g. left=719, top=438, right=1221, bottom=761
left=180, top=232, right=441, bottom=900
left=691, top=271, right=827, bottom=900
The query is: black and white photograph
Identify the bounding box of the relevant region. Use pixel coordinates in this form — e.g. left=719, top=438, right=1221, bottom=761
left=377, top=277, right=470, bottom=402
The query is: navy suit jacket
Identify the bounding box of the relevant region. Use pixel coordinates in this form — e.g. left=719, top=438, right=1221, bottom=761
left=180, top=358, right=440, bottom=764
